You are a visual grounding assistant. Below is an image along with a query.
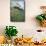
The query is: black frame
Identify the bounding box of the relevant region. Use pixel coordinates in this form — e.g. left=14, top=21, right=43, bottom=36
left=10, top=0, right=25, bottom=22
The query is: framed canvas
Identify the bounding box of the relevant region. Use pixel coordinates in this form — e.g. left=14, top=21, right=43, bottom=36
left=10, top=0, right=25, bottom=22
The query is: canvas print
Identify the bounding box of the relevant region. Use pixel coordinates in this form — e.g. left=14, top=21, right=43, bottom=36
left=10, top=0, right=25, bottom=22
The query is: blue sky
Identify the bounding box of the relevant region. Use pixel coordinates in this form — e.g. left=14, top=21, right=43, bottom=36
left=11, top=0, right=24, bottom=9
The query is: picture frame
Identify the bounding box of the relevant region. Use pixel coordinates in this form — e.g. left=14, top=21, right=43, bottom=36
left=10, top=0, right=25, bottom=22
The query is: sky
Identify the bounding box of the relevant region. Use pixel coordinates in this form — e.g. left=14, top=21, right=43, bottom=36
left=11, top=0, right=24, bottom=9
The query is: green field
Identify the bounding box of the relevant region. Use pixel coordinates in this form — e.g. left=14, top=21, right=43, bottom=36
left=10, top=7, right=25, bottom=22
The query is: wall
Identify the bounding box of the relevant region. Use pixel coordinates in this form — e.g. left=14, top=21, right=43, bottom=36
left=0, top=0, right=46, bottom=40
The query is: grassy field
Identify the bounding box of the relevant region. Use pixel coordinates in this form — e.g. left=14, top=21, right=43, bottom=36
left=10, top=7, right=25, bottom=22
